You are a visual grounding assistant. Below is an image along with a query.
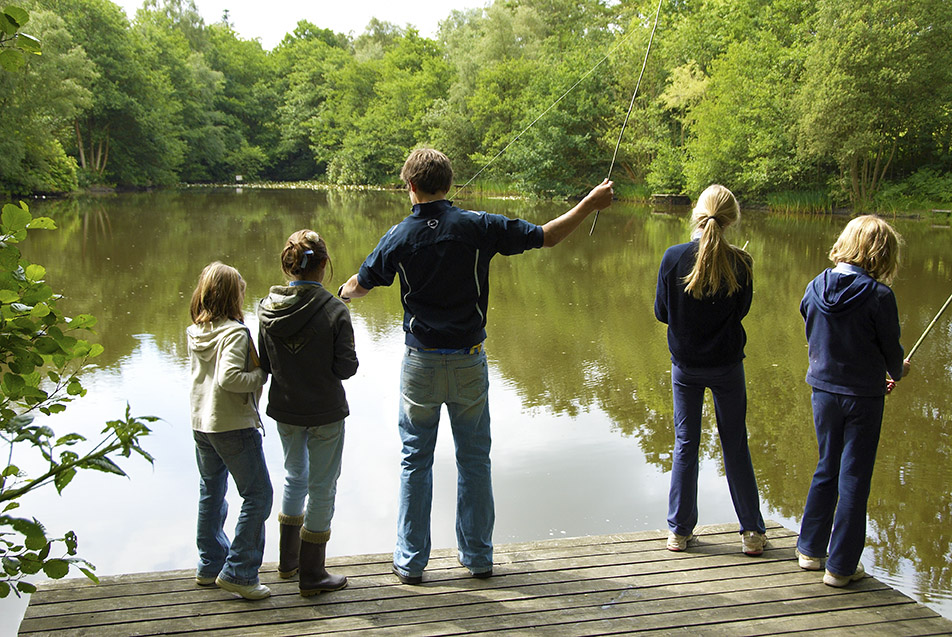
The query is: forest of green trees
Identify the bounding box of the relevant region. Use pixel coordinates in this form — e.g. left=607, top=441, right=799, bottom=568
left=2, top=0, right=951, bottom=211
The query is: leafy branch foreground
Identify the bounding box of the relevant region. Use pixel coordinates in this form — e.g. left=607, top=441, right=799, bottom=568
left=0, top=200, right=155, bottom=598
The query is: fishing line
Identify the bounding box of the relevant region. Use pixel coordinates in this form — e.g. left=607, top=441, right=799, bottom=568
left=907, top=289, right=952, bottom=360
left=451, top=7, right=647, bottom=200
left=590, top=0, right=664, bottom=236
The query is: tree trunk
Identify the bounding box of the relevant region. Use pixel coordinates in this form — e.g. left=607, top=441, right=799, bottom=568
left=74, top=121, right=87, bottom=170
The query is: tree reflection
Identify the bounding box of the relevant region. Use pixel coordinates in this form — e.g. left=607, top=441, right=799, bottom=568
left=25, top=191, right=952, bottom=607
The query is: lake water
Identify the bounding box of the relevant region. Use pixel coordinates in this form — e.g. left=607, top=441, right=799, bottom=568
left=4, top=188, right=952, bottom=630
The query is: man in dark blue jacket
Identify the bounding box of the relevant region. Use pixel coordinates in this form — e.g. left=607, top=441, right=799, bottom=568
left=339, top=148, right=613, bottom=584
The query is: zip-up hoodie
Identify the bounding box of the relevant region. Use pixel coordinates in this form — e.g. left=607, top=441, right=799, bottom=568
left=257, top=283, right=358, bottom=427
left=187, top=319, right=266, bottom=433
left=801, top=265, right=905, bottom=396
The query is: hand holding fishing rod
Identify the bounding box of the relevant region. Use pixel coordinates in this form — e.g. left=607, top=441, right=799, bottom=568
left=887, top=288, right=952, bottom=393
left=542, top=179, right=614, bottom=246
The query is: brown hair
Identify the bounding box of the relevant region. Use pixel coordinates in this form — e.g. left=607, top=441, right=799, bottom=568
left=829, top=215, right=902, bottom=283
left=190, top=262, right=246, bottom=324
left=281, top=229, right=332, bottom=282
left=682, top=184, right=752, bottom=299
left=400, top=148, right=453, bottom=195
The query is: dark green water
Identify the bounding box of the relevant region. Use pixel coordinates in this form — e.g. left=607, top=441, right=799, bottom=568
left=13, top=188, right=952, bottom=620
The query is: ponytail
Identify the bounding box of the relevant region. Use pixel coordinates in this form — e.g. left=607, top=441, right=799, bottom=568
left=281, top=230, right=333, bottom=282
left=682, top=185, right=751, bottom=299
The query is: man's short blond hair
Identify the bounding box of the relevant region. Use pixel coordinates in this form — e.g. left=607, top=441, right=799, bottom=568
left=400, top=148, right=453, bottom=195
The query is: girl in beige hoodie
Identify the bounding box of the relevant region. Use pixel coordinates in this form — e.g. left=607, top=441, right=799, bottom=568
left=187, top=262, right=272, bottom=600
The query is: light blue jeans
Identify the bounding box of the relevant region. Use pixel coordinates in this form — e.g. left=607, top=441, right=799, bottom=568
left=194, top=428, right=273, bottom=586
left=277, top=420, right=345, bottom=533
left=394, top=347, right=493, bottom=578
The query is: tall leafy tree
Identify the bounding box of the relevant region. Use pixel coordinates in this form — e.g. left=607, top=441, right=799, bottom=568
left=796, top=0, right=952, bottom=208
left=45, top=0, right=182, bottom=186
left=0, top=7, right=94, bottom=194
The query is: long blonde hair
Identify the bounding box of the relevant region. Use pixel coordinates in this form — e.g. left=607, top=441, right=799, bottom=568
left=190, top=262, right=246, bottom=324
left=829, top=215, right=901, bottom=284
left=682, top=184, right=751, bottom=299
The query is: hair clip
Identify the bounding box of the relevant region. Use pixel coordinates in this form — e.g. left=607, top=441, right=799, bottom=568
left=301, top=249, right=314, bottom=270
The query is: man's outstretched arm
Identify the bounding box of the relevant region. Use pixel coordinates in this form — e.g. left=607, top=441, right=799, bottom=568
left=541, top=179, right=614, bottom=247
left=338, top=274, right=371, bottom=302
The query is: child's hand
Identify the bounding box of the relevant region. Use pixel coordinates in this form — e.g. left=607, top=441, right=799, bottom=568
left=886, top=378, right=897, bottom=394
left=902, top=357, right=911, bottom=378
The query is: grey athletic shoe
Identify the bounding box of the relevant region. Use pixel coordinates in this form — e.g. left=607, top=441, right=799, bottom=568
left=666, top=531, right=694, bottom=552
left=823, top=563, right=865, bottom=588
left=742, top=531, right=767, bottom=556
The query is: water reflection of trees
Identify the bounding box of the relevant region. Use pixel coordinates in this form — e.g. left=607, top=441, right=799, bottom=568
left=25, top=192, right=952, bottom=604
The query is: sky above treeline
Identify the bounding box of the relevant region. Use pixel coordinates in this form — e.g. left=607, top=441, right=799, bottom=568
left=115, top=0, right=489, bottom=49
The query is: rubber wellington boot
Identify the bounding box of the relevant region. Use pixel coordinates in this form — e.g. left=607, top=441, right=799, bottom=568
left=299, top=528, right=347, bottom=597
left=277, top=513, right=304, bottom=579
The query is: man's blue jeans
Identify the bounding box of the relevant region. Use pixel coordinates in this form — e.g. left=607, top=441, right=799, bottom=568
left=668, top=362, right=766, bottom=536
left=277, top=420, right=345, bottom=534
left=394, top=347, right=493, bottom=577
left=193, top=428, right=273, bottom=586
left=798, top=389, right=884, bottom=577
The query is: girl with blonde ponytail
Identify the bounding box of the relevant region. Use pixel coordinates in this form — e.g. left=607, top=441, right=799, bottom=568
left=683, top=184, right=751, bottom=298
left=654, top=184, right=766, bottom=557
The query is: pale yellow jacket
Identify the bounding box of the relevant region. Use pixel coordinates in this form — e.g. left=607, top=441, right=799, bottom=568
left=187, top=319, right=266, bottom=433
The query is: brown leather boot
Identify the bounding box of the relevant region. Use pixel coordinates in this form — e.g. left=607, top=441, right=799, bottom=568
left=277, top=513, right=304, bottom=579
left=299, top=528, right=347, bottom=597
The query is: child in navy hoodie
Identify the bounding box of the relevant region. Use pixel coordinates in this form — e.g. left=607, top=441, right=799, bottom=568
left=796, top=215, right=911, bottom=587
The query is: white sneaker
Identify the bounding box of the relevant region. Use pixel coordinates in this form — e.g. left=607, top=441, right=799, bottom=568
left=796, top=549, right=823, bottom=571
left=742, top=531, right=767, bottom=556
left=666, top=531, right=694, bottom=552
left=823, top=563, right=865, bottom=588
left=195, top=575, right=217, bottom=586
left=215, top=576, right=271, bottom=599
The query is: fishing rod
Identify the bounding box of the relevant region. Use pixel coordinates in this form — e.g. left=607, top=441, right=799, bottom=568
left=590, top=0, right=664, bottom=236
left=907, top=289, right=952, bottom=360
left=451, top=3, right=661, bottom=202
left=451, top=24, right=641, bottom=200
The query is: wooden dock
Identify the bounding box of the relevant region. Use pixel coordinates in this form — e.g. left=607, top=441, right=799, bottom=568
left=20, top=521, right=952, bottom=636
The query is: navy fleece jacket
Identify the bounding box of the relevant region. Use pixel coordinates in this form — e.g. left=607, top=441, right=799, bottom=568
left=801, top=265, right=904, bottom=396
left=654, top=241, right=752, bottom=368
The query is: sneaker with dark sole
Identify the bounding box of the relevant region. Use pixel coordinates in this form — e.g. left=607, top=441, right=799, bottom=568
left=471, top=569, right=493, bottom=579
left=666, top=531, right=694, bottom=552
left=215, top=576, right=271, bottom=600
left=823, top=563, right=865, bottom=588
left=796, top=549, right=823, bottom=571
left=742, top=531, right=767, bottom=556
left=391, top=564, right=423, bottom=585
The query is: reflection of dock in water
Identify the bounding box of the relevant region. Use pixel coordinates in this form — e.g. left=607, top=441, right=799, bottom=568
left=21, top=521, right=952, bottom=635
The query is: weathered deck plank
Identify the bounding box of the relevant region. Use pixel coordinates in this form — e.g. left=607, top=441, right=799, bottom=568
left=19, top=522, right=952, bottom=636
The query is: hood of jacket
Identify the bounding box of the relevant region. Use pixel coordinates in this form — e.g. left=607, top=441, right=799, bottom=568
left=186, top=320, right=250, bottom=362
left=808, top=267, right=878, bottom=315
left=257, top=283, right=332, bottom=338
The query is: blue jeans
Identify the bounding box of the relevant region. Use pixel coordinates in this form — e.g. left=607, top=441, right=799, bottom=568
left=668, top=362, right=765, bottom=536
left=277, top=420, right=345, bottom=533
left=194, top=428, right=273, bottom=586
left=798, top=389, right=884, bottom=576
left=394, top=347, right=493, bottom=577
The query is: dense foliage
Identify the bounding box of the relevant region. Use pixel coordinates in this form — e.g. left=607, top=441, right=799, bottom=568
left=2, top=0, right=951, bottom=209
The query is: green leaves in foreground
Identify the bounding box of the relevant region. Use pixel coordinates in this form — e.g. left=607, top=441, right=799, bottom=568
left=0, top=5, right=41, bottom=72
left=0, top=199, right=155, bottom=595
